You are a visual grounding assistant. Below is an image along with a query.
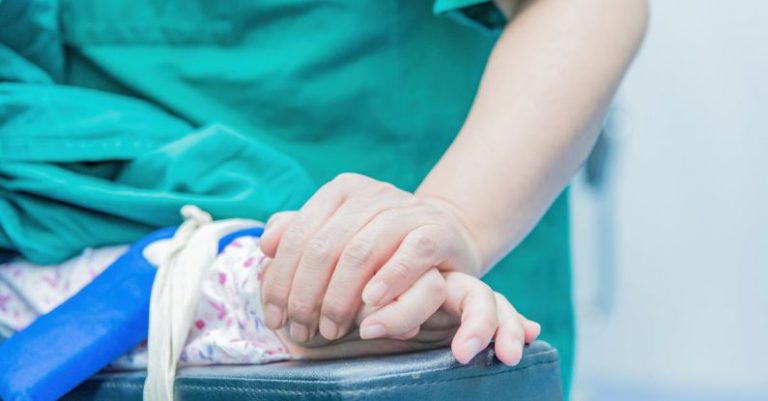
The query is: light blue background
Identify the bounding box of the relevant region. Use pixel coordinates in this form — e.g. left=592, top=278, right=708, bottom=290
left=569, top=1, right=768, bottom=400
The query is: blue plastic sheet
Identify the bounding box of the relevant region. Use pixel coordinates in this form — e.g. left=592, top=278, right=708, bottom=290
left=0, top=226, right=262, bottom=401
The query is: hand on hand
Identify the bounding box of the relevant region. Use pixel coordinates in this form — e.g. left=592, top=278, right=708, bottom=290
left=259, top=173, right=484, bottom=342
left=276, top=270, right=541, bottom=367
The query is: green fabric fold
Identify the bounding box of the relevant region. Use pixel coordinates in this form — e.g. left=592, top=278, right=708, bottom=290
left=0, top=0, right=315, bottom=264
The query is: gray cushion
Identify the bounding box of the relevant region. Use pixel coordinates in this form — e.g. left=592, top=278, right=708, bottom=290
left=63, top=341, right=562, bottom=401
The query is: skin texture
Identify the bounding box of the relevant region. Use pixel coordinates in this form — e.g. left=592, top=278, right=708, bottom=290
left=260, top=0, right=649, bottom=364
left=275, top=271, right=541, bottom=366
left=259, top=176, right=483, bottom=343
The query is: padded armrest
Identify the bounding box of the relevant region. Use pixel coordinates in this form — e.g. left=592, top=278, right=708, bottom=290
left=64, top=341, right=562, bottom=401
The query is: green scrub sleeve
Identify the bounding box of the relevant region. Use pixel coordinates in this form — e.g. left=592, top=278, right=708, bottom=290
left=433, top=0, right=511, bottom=34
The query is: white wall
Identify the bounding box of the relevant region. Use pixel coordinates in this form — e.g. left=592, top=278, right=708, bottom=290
left=571, top=1, right=768, bottom=399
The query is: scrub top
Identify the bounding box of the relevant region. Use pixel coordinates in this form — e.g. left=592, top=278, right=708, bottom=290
left=58, top=0, right=574, bottom=392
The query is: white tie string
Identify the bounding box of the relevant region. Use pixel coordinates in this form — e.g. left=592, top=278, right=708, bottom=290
left=142, top=205, right=261, bottom=401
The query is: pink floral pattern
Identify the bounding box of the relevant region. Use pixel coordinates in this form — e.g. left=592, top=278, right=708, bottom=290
left=0, top=246, right=127, bottom=332
left=0, top=235, right=292, bottom=369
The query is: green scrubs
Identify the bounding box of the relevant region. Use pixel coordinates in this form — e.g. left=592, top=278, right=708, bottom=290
left=58, top=0, right=574, bottom=392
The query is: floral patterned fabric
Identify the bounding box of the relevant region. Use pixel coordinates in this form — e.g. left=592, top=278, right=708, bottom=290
left=0, top=236, right=292, bottom=369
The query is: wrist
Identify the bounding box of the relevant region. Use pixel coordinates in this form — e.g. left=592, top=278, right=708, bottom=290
left=415, top=194, right=488, bottom=277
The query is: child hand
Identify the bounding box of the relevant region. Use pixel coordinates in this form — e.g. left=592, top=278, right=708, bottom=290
left=358, top=270, right=540, bottom=366
left=258, top=174, right=483, bottom=343
left=276, top=269, right=540, bottom=367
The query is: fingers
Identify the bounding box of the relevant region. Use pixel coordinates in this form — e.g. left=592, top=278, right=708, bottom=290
left=262, top=173, right=416, bottom=342
left=320, top=208, right=423, bottom=340
left=420, top=309, right=460, bottom=331
left=441, top=272, right=498, bottom=365
left=358, top=268, right=446, bottom=340
left=441, top=272, right=538, bottom=366
left=390, top=327, right=420, bottom=341
left=405, top=309, right=459, bottom=343
left=360, top=197, right=483, bottom=308
left=260, top=212, right=296, bottom=257
left=492, top=293, right=526, bottom=366
left=362, top=224, right=450, bottom=306
left=522, top=317, right=541, bottom=344
left=261, top=177, right=348, bottom=330
left=287, top=193, right=406, bottom=342
left=262, top=174, right=486, bottom=348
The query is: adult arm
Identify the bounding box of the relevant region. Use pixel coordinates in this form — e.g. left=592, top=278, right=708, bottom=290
left=414, top=0, right=649, bottom=270
left=259, top=0, right=649, bottom=344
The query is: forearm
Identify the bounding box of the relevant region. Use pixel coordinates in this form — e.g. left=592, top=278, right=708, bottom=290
left=417, top=0, right=648, bottom=270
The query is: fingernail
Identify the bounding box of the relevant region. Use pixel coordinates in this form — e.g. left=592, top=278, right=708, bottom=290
left=264, top=303, right=283, bottom=329
left=464, top=337, right=482, bottom=360
left=319, top=316, right=339, bottom=340
left=359, top=323, right=386, bottom=339
left=362, top=282, right=388, bottom=305
left=290, top=322, right=310, bottom=342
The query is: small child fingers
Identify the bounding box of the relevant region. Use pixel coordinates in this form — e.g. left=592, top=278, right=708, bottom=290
left=494, top=293, right=540, bottom=344
left=443, top=273, right=498, bottom=364
left=492, top=293, right=527, bottom=366
left=522, top=316, right=541, bottom=343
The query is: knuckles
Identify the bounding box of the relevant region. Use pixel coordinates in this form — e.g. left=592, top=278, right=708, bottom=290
left=332, top=172, right=367, bottom=187
left=305, top=235, right=333, bottom=264
left=387, top=260, right=413, bottom=283
left=332, top=173, right=399, bottom=196
left=341, top=238, right=373, bottom=265
left=287, top=297, right=320, bottom=323
left=280, top=226, right=309, bottom=254
left=321, top=298, right=355, bottom=324
left=262, top=281, right=291, bottom=307
left=411, top=233, right=439, bottom=258
left=426, top=275, right=447, bottom=300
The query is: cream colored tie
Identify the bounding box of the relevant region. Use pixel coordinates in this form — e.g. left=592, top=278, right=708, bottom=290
left=142, top=205, right=261, bottom=401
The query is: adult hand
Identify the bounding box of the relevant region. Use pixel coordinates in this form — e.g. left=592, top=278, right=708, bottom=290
left=259, top=173, right=484, bottom=342
left=275, top=270, right=541, bottom=367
